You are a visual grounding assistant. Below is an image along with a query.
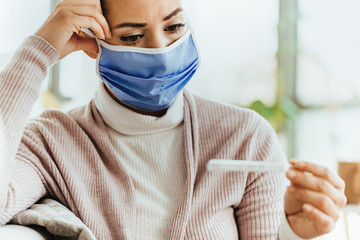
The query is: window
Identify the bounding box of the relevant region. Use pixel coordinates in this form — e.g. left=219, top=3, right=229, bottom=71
left=0, top=0, right=51, bottom=117
left=186, top=0, right=279, bottom=106
left=296, top=0, right=360, bottom=169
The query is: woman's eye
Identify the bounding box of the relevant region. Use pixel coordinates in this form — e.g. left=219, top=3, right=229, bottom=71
left=165, top=23, right=186, bottom=33
left=120, top=35, right=144, bottom=43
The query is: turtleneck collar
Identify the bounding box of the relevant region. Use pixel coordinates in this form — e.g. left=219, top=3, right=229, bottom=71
left=94, top=83, right=184, bottom=136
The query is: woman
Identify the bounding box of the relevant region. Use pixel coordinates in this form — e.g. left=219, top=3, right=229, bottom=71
left=0, top=0, right=346, bottom=239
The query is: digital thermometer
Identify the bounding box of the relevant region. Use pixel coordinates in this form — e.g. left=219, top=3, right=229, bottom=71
left=207, top=159, right=291, bottom=173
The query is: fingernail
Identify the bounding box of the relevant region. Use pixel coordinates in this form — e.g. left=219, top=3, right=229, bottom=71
left=287, top=169, right=296, bottom=178
left=298, top=162, right=305, bottom=167
left=303, top=203, right=312, bottom=212
left=288, top=186, right=295, bottom=193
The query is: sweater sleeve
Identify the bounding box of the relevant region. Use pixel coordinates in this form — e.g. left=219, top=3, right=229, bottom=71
left=0, top=35, right=59, bottom=224
left=279, top=210, right=308, bottom=240
left=234, top=114, right=289, bottom=239
left=234, top=115, right=310, bottom=240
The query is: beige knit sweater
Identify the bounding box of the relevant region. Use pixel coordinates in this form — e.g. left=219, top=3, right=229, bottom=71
left=0, top=36, right=302, bottom=239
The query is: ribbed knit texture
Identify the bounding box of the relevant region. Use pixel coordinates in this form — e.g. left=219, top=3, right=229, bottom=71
left=0, top=35, right=305, bottom=239
left=94, top=84, right=186, bottom=239
left=0, top=35, right=59, bottom=222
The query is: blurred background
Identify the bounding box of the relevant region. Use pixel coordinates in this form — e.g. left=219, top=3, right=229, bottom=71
left=0, top=0, right=360, bottom=239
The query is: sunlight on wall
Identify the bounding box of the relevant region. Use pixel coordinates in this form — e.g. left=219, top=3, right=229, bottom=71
left=185, top=0, right=279, bottom=106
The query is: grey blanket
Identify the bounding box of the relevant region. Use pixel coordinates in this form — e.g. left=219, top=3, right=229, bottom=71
left=11, top=198, right=97, bottom=240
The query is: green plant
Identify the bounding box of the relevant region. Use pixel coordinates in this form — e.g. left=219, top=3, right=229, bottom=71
left=248, top=97, right=299, bottom=132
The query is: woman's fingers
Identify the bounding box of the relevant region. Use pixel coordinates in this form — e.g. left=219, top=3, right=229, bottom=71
left=35, top=0, right=110, bottom=59
left=61, top=0, right=101, bottom=9
left=71, top=14, right=106, bottom=40
left=303, top=203, right=336, bottom=234
left=286, top=168, right=347, bottom=208
left=288, top=185, right=340, bottom=220
left=68, top=5, right=111, bottom=38
left=291, top=161, right=345, bottom=190
left=75, top=35, right=99, bottom=55
left=285, top=161, right=346, bottom=238
left=77, top=31, right=98, bottom=56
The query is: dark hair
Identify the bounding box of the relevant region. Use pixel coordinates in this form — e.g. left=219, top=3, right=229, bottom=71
left=101, top=0, right=108, bottom=18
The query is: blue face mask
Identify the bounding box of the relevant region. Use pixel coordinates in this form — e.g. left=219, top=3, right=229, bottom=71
left=93, top=29, right=200, bottom=112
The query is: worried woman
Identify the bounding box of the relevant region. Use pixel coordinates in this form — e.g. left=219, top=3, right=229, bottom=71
left=0, top=0, right=346, bottom=239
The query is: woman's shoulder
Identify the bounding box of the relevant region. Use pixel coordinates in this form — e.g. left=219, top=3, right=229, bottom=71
left=184, top=91, right=284, bottom=162
left=185, top=90, right=271, bottom=132
left=24, top=101, right=96, bottom=134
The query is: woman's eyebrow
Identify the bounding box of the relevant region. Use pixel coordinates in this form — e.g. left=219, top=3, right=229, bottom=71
left=114, top=7, right=184, bottom=29
left=163, top=7, right=184, bottom=21
left=115, top=23, right=147, bottom=29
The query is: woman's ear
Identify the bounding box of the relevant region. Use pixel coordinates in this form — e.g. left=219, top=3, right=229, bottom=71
left=83, top=50, right=98, bottom=59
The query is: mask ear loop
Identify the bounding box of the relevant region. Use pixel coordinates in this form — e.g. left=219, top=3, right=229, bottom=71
left=80, top=28, right=96, bottom=38
left=184, top=13, right=201, bottom=67
left=80, top=28, right=104, bottom=85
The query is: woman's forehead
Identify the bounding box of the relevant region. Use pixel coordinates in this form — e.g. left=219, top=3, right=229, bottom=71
left=105, top=0, right=183, bottom=17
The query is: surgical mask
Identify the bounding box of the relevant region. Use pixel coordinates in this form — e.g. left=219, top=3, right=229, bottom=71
left=83, top=28, right=200, bottom=112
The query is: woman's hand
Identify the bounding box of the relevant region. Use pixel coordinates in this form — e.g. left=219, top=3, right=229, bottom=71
left=35, top=0, right=111, bottom=59
left=284, top=161, right=347, bottom=239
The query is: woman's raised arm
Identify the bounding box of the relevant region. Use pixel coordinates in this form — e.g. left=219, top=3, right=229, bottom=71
left=0, top=0, right=110, bottom=224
